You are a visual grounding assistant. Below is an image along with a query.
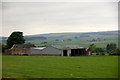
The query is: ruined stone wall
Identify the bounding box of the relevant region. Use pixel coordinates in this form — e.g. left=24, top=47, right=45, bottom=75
left=5, top=48, right=30, bottom=55
left=5, top=49, right=12, bottom=54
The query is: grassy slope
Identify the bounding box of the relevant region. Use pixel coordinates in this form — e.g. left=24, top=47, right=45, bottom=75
left=2, top=31, right=118, bottom=48
left=2, top=55, right=118, bottom=78
left=26, top=31, right=118, bottom=48
left=28, top=36, right=118, bottom=48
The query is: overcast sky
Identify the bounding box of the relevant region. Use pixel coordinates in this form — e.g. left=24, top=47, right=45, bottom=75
left=2, top=2, right=118, bottom=37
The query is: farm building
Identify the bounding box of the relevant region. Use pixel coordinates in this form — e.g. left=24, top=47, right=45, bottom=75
left=5, top=44, right=36, bottom=55
left=30, top=45, right=92, bottom=56
left=5, top=44, right=92, bottom=56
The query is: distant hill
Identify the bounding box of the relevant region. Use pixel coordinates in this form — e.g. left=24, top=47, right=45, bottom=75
left=1, top=30, right=119, bottom=48
left=24, top=36, right=47, bottom=41
left=25, top=30, right=119, bottom=37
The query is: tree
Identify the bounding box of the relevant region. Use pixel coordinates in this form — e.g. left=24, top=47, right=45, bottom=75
left=95, top=48, right=104, bottom=53
left=6, top=31, right=25, bottom=49
left=116, top=48, right=120, bottom=54
left=106, top=43, right=117, bottom=53
left=106, top=44, right=110, bottom=51
left=89, top=43, right=96, bottom=53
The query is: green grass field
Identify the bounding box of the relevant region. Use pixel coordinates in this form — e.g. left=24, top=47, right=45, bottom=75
left=27, top=36, right=118, bottom=48
left=2, top=55, right=118, bottom=78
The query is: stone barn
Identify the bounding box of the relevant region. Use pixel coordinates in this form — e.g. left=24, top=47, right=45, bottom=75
left=30, top=45, right=92, bottom=56
left=5, top=44, right=35, bottom=55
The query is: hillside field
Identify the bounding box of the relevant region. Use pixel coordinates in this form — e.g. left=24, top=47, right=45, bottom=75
left=2, top=55, right=118, bottom=78
left=25, top=31, right=118, bottom=48
left=1, top=31, right=118, bottom=48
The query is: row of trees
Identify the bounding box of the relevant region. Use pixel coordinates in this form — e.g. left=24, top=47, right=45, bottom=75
left=89, top=43, right=120, bottom=55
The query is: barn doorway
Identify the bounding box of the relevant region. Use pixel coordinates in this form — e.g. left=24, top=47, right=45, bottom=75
left=71, top=49, right=85, bottom=56
left=63, top=50, right=67, bottom=56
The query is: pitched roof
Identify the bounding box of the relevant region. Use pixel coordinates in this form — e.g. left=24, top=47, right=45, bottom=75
left=11, top=44, right=35, bottom=49
left=52, top=45, right=86, bottom=50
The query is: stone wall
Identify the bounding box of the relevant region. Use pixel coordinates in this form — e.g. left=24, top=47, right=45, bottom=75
left=5, top=48, right=30, bottom=55
left=31, top=54, right=61, bottom=56
left=5, top=49, right=12, bottom=54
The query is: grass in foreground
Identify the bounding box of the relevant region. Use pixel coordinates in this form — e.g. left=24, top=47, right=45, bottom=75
left=2, top=55, right=118, bottom=78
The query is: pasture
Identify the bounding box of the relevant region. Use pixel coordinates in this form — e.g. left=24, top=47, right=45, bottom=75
left=2, top=55, right=118, bottom=78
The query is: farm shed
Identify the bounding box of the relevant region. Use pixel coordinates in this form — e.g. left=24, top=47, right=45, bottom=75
left=5, top=44, right=36, bottom=55
left=30, top=46, right=62, bottom=56
left=30, top=45, right=92, bottom=56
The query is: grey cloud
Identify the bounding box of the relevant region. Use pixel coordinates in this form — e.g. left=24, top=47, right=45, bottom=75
left=2, top=2, right=118, bottom=36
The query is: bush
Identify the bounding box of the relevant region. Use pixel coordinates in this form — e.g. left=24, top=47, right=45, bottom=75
left=108, top=51, right=120, bottom=55
left=22, top=54, right=28, bottom=56
left=96, top=52, right=105, bottom=56
left=101, top=53, right=105, bottom=55
left=95, top=48, right=104, bottom=53
left=96, top=53, right=99, bottom=55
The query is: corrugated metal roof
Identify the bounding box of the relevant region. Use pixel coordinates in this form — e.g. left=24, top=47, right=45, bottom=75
left=52, top=45, right=86, bottom=50
left=31, top=47, right=46, bottom=50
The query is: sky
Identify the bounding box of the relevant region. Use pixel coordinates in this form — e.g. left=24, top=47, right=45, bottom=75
left=2, top=2, right=118, bottom=37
